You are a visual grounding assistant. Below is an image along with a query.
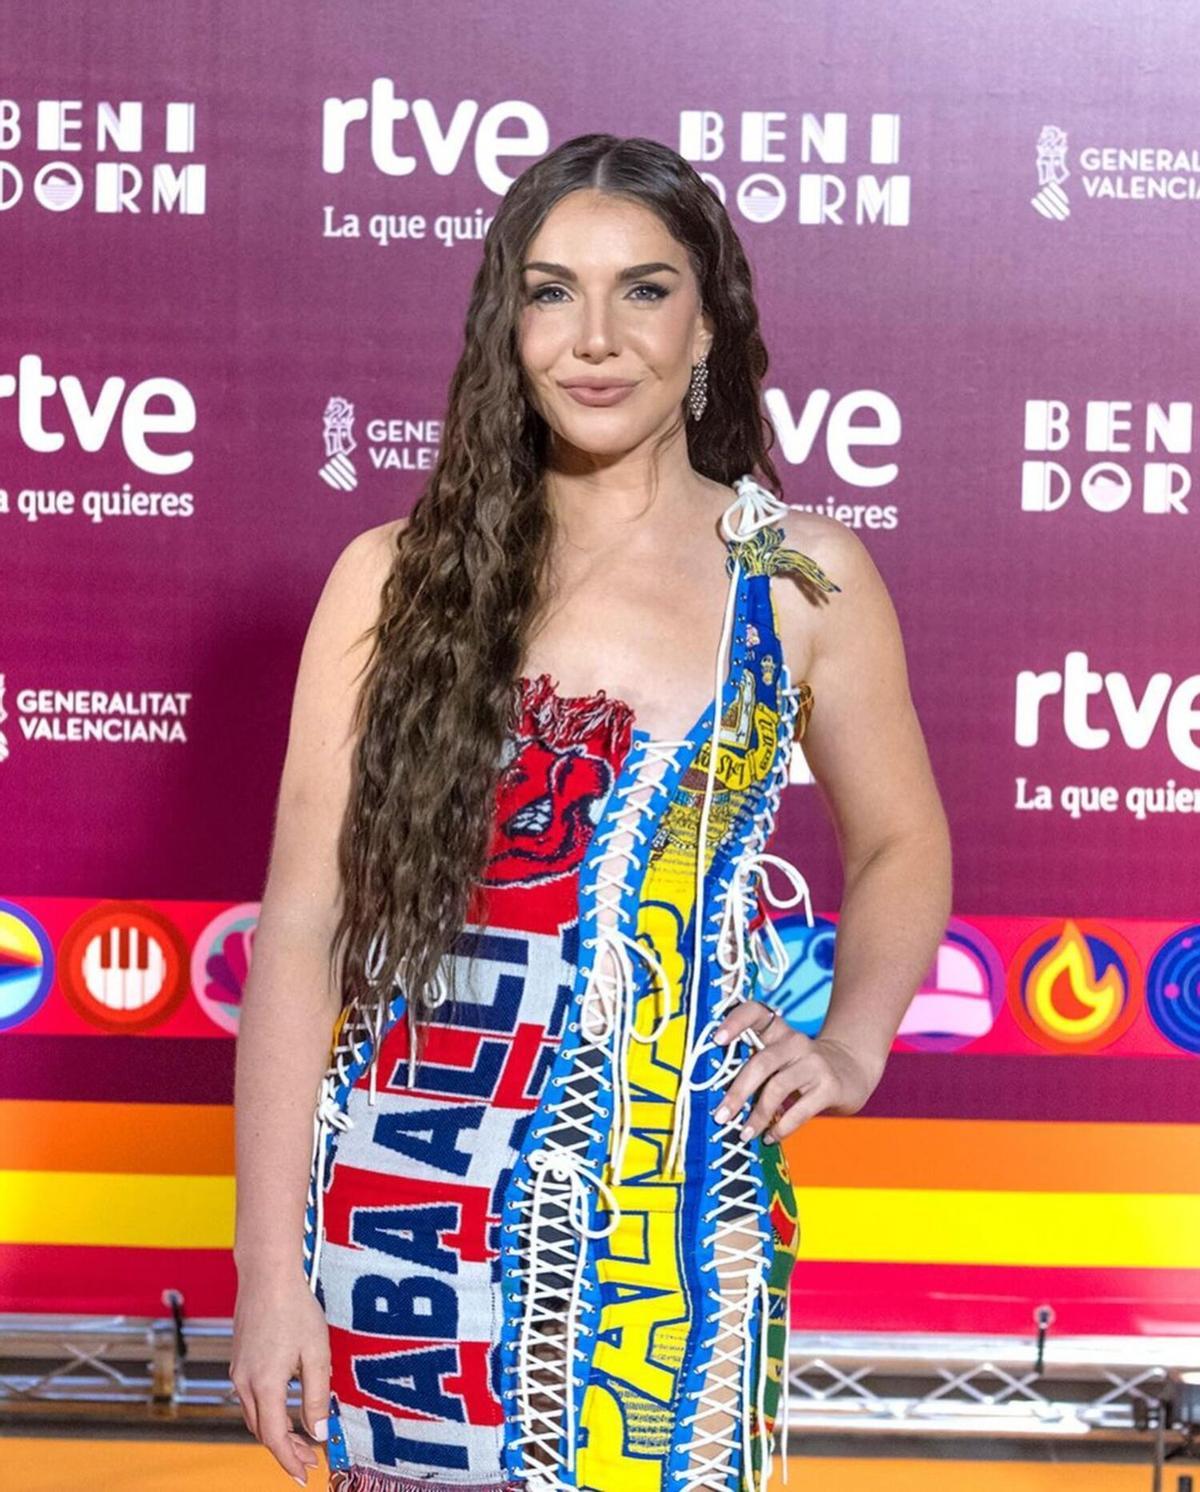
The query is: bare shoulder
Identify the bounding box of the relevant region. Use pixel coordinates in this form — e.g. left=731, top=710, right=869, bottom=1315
left=772, top=509, right=948, bottom=865
left=259, top=514, right=409, bottom=939
left=773, top=506, right=854, bottom=587
left=768, top=508, right=874, bottom=679
left=280, top=513, right=408, bottom=795
left=324, top=515, right=408, bottom=616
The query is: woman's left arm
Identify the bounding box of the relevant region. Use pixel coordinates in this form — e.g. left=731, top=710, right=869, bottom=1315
left=713, top=514, right=953, bottom=1142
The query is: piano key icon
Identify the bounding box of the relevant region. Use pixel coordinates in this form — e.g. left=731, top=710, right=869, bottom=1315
left=59, top=902, right=189, bottom=1032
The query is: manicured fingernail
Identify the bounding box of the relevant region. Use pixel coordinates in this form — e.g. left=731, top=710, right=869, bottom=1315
left=715, top=1105, right=730, bottom=1122
left=764, top=1129, right=777, bottom=1142
left=740, top=1124, right=753, bottom=1139
left=314, top=1418, right=328, bottom=1442
left=294, top=1477, right=307, bottom=1487
left=714, top=1028, right=728, bottom=1043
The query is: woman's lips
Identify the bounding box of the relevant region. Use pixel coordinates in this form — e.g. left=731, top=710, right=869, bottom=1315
left=561, top=382, right=638, bottom=406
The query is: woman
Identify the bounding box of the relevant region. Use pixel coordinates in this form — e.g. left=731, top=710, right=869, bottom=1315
left=231, top=133, right=951, bottom=1492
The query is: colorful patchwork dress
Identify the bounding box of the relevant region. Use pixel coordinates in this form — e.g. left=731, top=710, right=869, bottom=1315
left=301, top=474, right=841, bottom=1492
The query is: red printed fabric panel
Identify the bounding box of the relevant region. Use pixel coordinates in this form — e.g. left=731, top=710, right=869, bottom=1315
left=313, top=682, right=635, bottom=1484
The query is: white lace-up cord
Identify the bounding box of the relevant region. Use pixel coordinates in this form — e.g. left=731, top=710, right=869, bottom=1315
left=722, top=850, right=814, bottom=1000
left=506, top=1091, right=623, bottom=1483
left=508, top=1116, right=618, bottom=1486
left=304, top=1047, right=358, bottom=1291
left=671, top=1206, right=783, bottom=1491
left=670, top=1181, right=773, bottom=1490
left=687, top=690, right=807, bottom=1484
left=515, top=1148, right=620, bottom=1480
left=303, top=1000, right=373, bottom=1292
left=665, top=477, right=791, bottom=1178
left=508, top=741, right=686, bottom=1484
left=686, top=639, right=812, bottom=1097
left=668, top=479, right=808, bottom=1488
left=749, top=1262, right=775, bottom=1492
left=673, top=703, right=803, bottom=1483
left=674, top=844, right=812, bottom=1108
left=583, top=742, right=684, bottom=1184
left=753, top=1263, right=777, bottom=1491
left=581, top=917, right=675, bottom=1186
left=303, top=925, right=449, bottom=1294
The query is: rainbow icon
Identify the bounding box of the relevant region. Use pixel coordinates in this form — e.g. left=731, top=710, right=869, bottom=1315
left=0, top=898, right=55, bottom=1033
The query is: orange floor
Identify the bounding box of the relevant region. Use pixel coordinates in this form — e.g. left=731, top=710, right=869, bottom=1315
left=3, top=1438, right=1190, bottom=1492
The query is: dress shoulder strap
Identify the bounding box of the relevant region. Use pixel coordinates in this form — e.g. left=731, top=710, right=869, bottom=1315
left=720, top=474, right=842, bottom=594
left=724, top=519, right=841, bottom=593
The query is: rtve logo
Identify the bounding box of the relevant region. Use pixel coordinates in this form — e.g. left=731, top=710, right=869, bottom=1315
left=1017, top=651, right=1200, bottom=771
left=321, top=85, right=549, bottom=194
left=0, top=353, right=195, bottom=474
left=0, top=98, right=204, bottom=214
left=1023, top=399, right=1194, bottom=514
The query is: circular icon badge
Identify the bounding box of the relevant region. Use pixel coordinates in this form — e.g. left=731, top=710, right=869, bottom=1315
left=750, top=911, right=836, bottom=1037
left=0, top=898, right=55, bottom=1032
left=1145, top=924, right=1200, bottom=1056
left=59, top=902, right=190, bottom=1032
left=1007, top=916, right=1140, bottom=1053
left=191, top=902, right=260, bottom=1035
left=895, top=916, right=1006, bottom=1054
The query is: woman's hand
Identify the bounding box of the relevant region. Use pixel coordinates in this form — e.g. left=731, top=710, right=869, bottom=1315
left=710, top=999, right=879, bottom=1142
left=230, top=1259, right=332, bottom=1486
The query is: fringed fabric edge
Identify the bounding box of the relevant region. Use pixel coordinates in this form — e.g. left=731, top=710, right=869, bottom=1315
left=727, top=522, right=842, bottom=593
left=328, top=1469, right=523, bottom=1492
left=514, top=670, right=637, bottom=753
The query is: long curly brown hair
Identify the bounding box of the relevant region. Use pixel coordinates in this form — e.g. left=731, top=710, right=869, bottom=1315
left=327, top=131, right=783, bottom=1069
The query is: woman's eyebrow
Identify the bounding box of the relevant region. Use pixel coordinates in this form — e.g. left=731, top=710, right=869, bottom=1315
left=521, top=260, right=682, bottom=282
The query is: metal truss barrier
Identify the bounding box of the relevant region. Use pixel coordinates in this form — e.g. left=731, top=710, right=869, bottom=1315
left=2, top=1305, right=1200, bottom=1469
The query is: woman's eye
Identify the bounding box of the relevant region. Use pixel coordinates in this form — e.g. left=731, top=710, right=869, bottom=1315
left=528, top=283, right=667, bottom=304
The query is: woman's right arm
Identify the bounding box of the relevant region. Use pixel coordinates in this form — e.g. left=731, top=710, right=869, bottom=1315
left=230, top=516, right=406, bottom=1485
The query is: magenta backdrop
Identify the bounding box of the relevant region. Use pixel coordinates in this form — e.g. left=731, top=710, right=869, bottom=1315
left=1, top=1, right=1198, bottom=1336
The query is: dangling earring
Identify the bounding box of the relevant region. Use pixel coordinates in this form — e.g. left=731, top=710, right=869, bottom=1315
left=687, top=353, right=709, bottom=421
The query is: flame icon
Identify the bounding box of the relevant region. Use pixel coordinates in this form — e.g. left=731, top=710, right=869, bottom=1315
left=1011, top=918, right=1139, bottom=1053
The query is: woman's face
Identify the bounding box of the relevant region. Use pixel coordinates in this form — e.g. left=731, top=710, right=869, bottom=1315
left=517, top=188, right=713, bottom=459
